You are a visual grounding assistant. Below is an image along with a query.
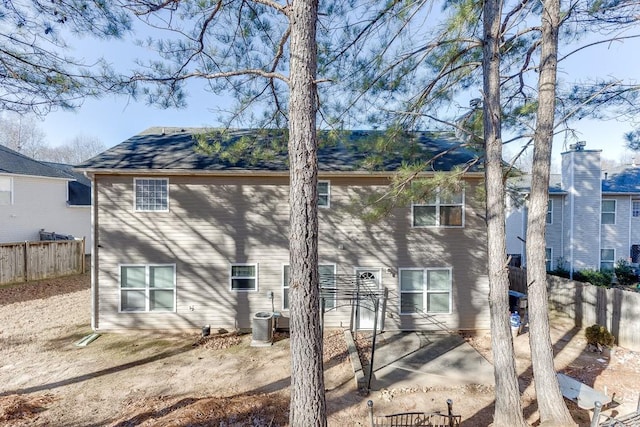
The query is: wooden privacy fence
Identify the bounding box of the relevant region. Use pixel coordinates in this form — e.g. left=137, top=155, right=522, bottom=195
left=508, top=267, right=640, bottom=352
left=0, top=239, right=85, bottom=284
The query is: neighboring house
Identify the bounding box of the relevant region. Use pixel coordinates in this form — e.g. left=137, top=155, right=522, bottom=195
left=506, top=142, right=640, bottom=273
left=0, top=145, right=91, bottom=253
left=77, top=127, right=491, bottom=332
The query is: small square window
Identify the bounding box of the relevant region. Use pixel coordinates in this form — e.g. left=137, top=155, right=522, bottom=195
left=318, top=181, right=330, bottom=207
left=231, top=264, right=257, bottom=291
left=134, top=178, right=169, bottom=212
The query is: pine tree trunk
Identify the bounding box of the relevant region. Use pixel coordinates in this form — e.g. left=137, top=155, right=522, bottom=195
left=527, top=0, right=576, bottom=424
left=482, top=0, right=527, bottom=425
left=287, top=0, right=326, bottom=426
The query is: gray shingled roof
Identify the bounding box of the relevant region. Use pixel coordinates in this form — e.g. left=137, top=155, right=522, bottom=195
left=0, top=145, right=71, bottom=179
left=507, top=174, right=567, bottom=195
left=602, top=168, right=640, bottom=194
left=77, top=127, right=483, bottom=173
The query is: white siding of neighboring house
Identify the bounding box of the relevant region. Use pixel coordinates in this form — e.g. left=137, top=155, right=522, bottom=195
left=562, top=150, right=602, bottom=271
left=505, top=194, right=526, bottom=262
left=0, top=174, right=91, bottom=253
left=632, top=198, right=640, bottom=261
left=545, top=195, right=564, bottom=270
left=601, top=195, right=631, bottom=266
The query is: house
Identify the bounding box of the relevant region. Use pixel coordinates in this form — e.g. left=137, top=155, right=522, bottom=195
left=506, top=142, right=640, bottom=273
left=0, top=145, right=92, bottom=253
left=76, top=127, right=491, bottom=332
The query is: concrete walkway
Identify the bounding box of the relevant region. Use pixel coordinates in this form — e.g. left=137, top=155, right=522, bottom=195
left=347, top=331, right=495, bottom=391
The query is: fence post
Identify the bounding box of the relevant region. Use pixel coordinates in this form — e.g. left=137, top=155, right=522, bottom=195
left=23, top=241, right=28, bottom=282
left=81, top=237, right=86, bottom=274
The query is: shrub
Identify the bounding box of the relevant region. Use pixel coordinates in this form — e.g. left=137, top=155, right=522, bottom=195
left=585, top=324, right=615, bottom=348
left=573, top=269, right=613, bottom=287
left=615, top=258, right=638, bottom=287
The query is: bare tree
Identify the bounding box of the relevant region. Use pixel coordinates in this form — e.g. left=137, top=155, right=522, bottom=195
left=0, top=112, right=47, bottom=158
left=40, top=134, right=107, bottom=164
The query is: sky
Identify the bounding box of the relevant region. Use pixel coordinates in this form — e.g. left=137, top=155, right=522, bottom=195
left=36, top=11, right=640, bottom=168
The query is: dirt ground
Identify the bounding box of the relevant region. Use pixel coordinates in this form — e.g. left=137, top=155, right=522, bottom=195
left=1, top=274, right=639, bottom=426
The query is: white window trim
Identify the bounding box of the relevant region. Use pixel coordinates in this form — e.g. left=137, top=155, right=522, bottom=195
left=230, top=263, right=258, bottom=292
left=354, top=267, right=382, bottom=288
left=318, top=180, right=330, bottom=208
left=133, top=177, right=169, bottom=212
left=600, top=248, right=615, bottom=271
left=0, top=176, right=13, bottom=205
left=411, top=189, right=465, bottom=228
left=546, top=200, right=553, bottom=225
left=118, top=264, right=177, bottom=313
left=632, top=200, right=640, bottom=218
left=601, top=199, right=616, bottom=225
left=398, top=267, right=453, bottom=315
left=282, top=263, right=336, bottom=310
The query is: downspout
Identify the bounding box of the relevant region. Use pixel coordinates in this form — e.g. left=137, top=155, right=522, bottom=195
left=629, top=195, right=633, bottom=260
left=86, top=171, right=97, bottom=331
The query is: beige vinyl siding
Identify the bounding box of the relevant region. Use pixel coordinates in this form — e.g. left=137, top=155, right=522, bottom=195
left=317, top=177, right=489, bottom=331
left=93, top=174, right=489, bottom=332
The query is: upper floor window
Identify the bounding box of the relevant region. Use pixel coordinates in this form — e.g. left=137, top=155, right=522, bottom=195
left=600, top=249, right=615, bottom=271
left=601, top=200, right=616, bottom=225
left=134, top=178, right=168, bottom=212
left=283, top=264, right=336, bottom=310
left=230, top=264, right=257, bottom=291
left=120, top=264, right=176, bottom=312
left=546, top=200, right=553, bottom=224
left=318, top=181, right=330, bottom=208
left=399, top=268, right=452, bottom=314
left=0, top=176, right=12, bottom=205
left=412, top=189, right=464, bottom=227
left=633, top=200, right=640, bottom=217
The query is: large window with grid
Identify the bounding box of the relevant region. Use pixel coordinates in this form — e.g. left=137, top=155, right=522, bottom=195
left=134, top=178, right=168, bottom=212
left=120, top=265, right=176, bottom=312
left=0, top=176, right=11, bottom=205
left=399, top=268, right=452, bottom=314
left=412, top=189, right=464, bottom=227
left=283, top=264, right=336, bottom=310
left=633, top=201, right=640, bottom=218
left=546, top=248, right=552, bottom=271
left=601, top=200, right=616, bottom=225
